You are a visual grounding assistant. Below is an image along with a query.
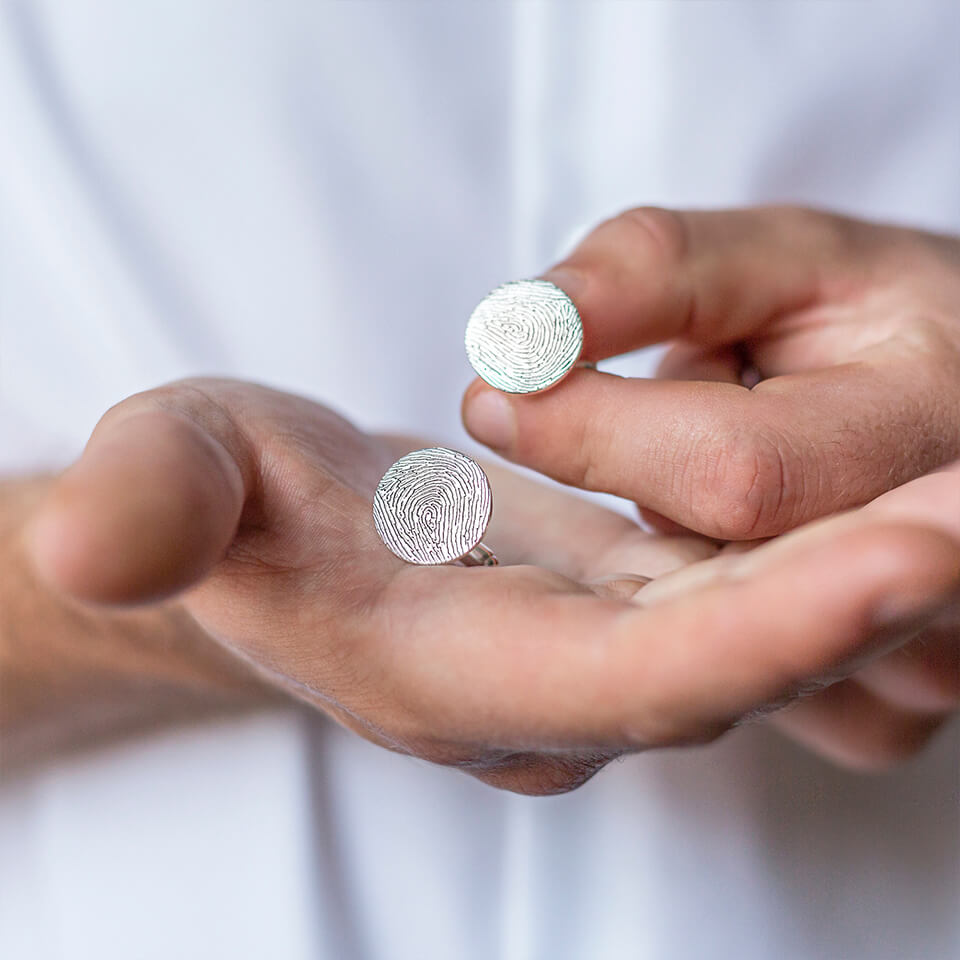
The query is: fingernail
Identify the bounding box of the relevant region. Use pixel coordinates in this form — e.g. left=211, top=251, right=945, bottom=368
left=463, top=388, right=516, bottom=451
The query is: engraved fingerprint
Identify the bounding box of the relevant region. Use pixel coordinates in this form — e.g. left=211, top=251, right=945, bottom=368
left=464, top=279, right=584, bottom=394
left=373, top=447, right=493, bottom=565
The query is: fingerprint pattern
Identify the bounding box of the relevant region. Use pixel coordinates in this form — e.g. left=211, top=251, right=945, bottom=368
left=373, top=447, right=493, bottom=565
left=465, top=279, right=583, bottom=394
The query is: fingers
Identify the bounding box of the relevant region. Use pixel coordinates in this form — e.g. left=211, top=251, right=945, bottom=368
left=855, top=625, right=959, bottom=715
left=479, top=456, right=716, bottom=580
left=465, top=344, right=957, bottom=539
left=379, top=518, right=960, bottom=753
left=540, top=205, right=860, bottom=360
left=860, top=460, right=960, bottom=538
left=27, top=382, right=254, bottom=605
left=637, top=465, right=960, bottom=768
left=464, top=205, right=960, bottom=538
left=848, top=464, right=960, bottom=714
left=769, top=679, right=947, bottom=772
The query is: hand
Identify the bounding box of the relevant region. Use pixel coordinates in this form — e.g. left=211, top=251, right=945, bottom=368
left=25, top=380, right=960, bottom=792
left=637, top=462, right=960, bottom=770
left=462, top=206, right=960, bottom=539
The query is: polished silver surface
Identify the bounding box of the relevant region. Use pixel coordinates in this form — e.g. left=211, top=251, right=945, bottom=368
left=373, top=447, right=496, bottom=566
left=465, top=279, right=584, bottom=394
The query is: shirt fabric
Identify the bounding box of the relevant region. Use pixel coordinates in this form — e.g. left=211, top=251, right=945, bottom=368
left=1, top=2, right=958, bottom=958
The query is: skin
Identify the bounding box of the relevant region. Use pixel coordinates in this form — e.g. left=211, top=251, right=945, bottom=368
left=462, top=206, right=960, bottom=539
left=5, top=375, right=959, bottom=795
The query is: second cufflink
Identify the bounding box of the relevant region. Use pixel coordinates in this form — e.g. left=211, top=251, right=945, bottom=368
left=373, top=447, right=498, bottom=567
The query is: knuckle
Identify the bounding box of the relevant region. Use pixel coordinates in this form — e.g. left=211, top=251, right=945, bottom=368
left=613, top=206, right=690, bottom=265
left=689, top=427, right=805, bottom=539
left=563, top=402, right=617, bottom=493
left=574, top=206, right=689, bottom=275
left=763, top=203, right=825, bottom=231
left=763, top=204, right=852, bottom=248
left=577, top=425, right=611, bottom=492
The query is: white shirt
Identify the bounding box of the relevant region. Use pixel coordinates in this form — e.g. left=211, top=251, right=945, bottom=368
left=1, top=3, right=958, bottom=958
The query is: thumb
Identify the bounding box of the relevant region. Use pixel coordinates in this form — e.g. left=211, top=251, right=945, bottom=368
left=26, top=386, right=252, bottom=606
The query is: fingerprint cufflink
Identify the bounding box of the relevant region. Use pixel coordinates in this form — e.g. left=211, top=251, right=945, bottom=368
left=465, top=279, right=584, bottom=395
left=373, top=447, right=498, bottom=566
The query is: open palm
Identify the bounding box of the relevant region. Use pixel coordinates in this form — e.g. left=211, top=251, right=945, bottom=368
left=28, top=379, right=960, bottom=793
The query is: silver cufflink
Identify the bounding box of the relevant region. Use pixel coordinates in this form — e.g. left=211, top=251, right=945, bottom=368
left=464, top=278, right=584, bottom=395
left=373, top=447, right=498, bottom=566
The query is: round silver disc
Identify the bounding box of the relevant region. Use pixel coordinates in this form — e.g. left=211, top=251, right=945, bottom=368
left=464, top=279, right=584, bottom=394
left=373, top=447, right=493, bottom=565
